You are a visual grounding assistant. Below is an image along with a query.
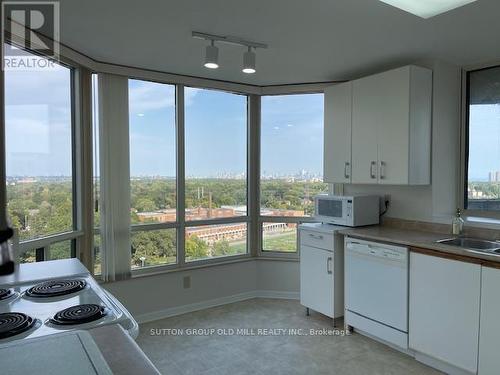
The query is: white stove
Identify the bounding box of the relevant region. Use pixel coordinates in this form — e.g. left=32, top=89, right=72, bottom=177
left=0, top=273, right=138, bottom=344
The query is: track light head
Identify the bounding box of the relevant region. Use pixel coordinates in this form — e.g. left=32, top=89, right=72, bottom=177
left=242, top=47, right=256, bottom=74
left=204, top=40, right=219, bottom=69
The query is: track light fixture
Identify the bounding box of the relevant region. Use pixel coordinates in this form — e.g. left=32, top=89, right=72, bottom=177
left=204, top=40, right=219, bottom=69
left=242, top=47, right=256, bottom=74
left=193, top=31, right=267, bottom=74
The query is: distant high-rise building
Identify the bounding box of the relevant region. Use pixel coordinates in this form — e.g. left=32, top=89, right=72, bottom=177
left=488, top=171, right=500, bottom=182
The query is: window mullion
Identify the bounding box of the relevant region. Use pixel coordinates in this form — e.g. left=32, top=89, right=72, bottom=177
left=248, top=94, right=261, bottom=257
left=176, top=85, right=186, bottom=266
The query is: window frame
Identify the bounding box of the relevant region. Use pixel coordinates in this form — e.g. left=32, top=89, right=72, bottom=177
left=3, top=43, right=87, bottom=263
left=460, top=64, right=500, bottom=220
left=257, top=92, right=326, bottom=257
left=125, top=83, right=253, bottom=276
left=183, top=86, right=251, bottom=263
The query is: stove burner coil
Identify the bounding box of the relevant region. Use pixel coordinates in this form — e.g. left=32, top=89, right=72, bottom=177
left=50, top=304, right=106, bottom=325
left=0, top=312, right=36, bottom=339
left=0, top=288, right=13, bottom=301
left=25, top=279, right=86, bottom=298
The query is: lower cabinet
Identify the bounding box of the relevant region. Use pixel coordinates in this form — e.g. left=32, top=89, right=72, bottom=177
left=300, top=244, right=334, bottom=317
left=409, top=252, right=481, bottom=374
left=478, top=266, right=500, bottom=375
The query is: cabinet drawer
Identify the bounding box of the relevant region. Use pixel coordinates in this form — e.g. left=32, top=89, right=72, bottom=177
left=300, top=229, right=334, bottom=250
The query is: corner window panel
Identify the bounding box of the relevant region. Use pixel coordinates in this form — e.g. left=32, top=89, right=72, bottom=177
left=184, top=87, right=247, bottom=221
left=5, top=48, right=74, bottom=244
left=467, top=66, right=500, bottom=211
left=260, top=94, right=328, bottom=217
left=129, top=79, right=177, bottom=224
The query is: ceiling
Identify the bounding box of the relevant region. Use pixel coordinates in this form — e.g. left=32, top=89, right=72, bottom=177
left=59, top=0, right=499, bottom=86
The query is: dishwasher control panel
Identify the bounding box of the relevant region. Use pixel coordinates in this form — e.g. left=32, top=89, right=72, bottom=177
left=345, top=238, right=408, bottom=262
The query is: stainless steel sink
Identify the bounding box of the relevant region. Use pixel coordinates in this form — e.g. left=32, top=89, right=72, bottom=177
left=436, top=237, right=500, bottom=254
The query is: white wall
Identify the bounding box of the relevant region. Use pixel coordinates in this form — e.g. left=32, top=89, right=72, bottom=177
left=256, top=259, right=300, bottom=298
left=103, top=258, right=301, bottom=322
left=104, top=260, right=257, bottom=322
left=344, top=60, right=462, bottom=223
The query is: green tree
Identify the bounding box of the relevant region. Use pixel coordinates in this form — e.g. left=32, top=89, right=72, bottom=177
left=185, top=236, right=209, bottom=260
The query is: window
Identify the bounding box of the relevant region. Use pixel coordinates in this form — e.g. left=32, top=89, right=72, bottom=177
left=184, top=87, right=248, bottom=261
left=4, top=46, right=77, bottom=262
left=466, top=66, right=500, bottom=212
left=128, top=79, right=177, bottom=268
left=260, top=94, right=327, bottom=252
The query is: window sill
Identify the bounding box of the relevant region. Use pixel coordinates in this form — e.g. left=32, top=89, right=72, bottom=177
left=465, top=216, right=500, bottom=230
left=257, top=255, right=299, bottom=262
left=126, top=254, right=255, bottom=280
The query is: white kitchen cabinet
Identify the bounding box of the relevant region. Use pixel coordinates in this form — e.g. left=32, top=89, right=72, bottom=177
left=300, top=244, right=334, bottom=317
left=324, top=65, right=432, bottom=185
left=409, top=253, right=481, bottom=374
left=324, top=82, right=352, bottom=183
left=352, top=65, right=432, bottom=185
left=299, top=224, right=344, bottom=320
left=478, top=266, right=500, bottom=375
left=351, top=72, right=382, bottom=184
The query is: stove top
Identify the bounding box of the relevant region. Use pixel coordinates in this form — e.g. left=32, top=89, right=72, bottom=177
left=50, top=304, right=106, bottom=326
left=0, top=274, right=138, bottom=344
left=25, top=279, right=87, bottom=298
left=0, top=312, right=37, bottom=339
left=0, top=288, right=14, bottom=301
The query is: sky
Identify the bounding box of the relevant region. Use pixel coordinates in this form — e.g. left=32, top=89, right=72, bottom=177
left=468, top=104, right=500, bottom=181
left=5, top=59, right=325, bottom=178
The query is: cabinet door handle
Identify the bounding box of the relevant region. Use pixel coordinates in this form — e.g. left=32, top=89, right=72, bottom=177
left=370, top=161, right=377, bottom=179
left=327, top=257, right=333, bottom=274
left=344, top=162, right=350, bottom=179
left=380, top=161, right=386, bottom=180
left=308, top=233, right=324, bottom=240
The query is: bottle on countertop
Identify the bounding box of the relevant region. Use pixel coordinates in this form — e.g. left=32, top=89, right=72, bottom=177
left=452, top=208, right=464, bottom=236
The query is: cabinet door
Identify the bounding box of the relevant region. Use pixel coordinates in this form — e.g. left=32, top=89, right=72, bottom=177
left=324, top=83, right=352, bottom=183
left=351, top=74, right=381, bottom=184
left=409, top=253, right=480, bottom=373
left=300, top=245, right=333, bottom=317
left=376, top=67, right=411, bottom=185
left=479, top=267, right=500, bottom=375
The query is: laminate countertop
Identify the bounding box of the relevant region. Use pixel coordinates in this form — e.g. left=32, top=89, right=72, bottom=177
left=89, top=324, right=160, bottom=375
left=338, top=226, right=500, bottom=267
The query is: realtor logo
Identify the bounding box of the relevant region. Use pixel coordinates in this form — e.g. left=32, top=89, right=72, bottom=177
left=1, top=1, right=60, bottom=70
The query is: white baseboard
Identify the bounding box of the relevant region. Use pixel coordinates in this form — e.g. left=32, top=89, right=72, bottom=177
left=136, top=290, right=299, bottom=324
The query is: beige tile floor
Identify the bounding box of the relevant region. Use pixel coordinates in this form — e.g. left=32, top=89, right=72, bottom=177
left=137, top=298, right=442, bottom=375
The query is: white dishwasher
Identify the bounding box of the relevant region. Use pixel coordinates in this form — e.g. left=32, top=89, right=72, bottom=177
left=345, top=237, right=409, bottom=349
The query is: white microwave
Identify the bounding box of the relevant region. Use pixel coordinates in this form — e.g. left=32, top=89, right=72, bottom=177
left=314, top=194, right=380, bottom=227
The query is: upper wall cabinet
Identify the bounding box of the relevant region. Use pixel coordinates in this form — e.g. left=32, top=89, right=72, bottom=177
left=324, top=82, right=352, bottom=183
left=324, top=65, right=432, bottom=185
